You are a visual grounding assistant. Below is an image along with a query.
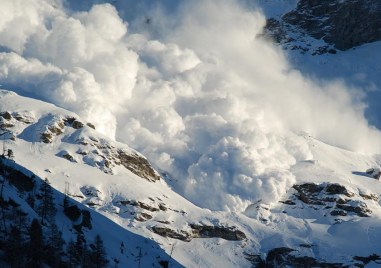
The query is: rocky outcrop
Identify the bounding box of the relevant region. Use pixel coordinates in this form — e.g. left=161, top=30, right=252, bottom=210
left=189, top=224, right=246, bottom=241
left=264, top=0, right=381, bottom=52
left=245, top=247, right=345, bottom=268
left=150, top=224, right=246, bottom=242
left=14, top=112, right=34, bottom=124
left=283, top=182, right=374, bottom=218
left=64, top=117, right=84, bottom=129
left=1, top=111, right=34, bottom=131
left=40, top=116, right=87, bottom=143
left=353, top=254, right=381, bottom=267
left=74, top=134, right=161, bottom=181
left=40, top=118, right=65, bottom=143
left=0, top=111, right=12, bottom=120
left=151, top=226, right=191, bottom=241
left=57, top=150, right=77, bottom=163
left=117, top=151, right=160, bottom=182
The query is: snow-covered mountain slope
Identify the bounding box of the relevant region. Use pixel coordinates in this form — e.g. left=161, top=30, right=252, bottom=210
left=2, top=0, right=381, bottom=267
left=2, top=90, right=381, bottom=267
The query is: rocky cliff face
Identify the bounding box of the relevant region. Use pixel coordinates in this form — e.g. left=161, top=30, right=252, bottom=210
left=264, top=0, right=381, bottom=52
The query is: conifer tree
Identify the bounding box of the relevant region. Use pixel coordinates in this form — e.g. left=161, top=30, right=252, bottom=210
left=37, top=178, right=56, bottom=224
left=4, top=226, right=26, bottom=267
left=45, top=222, right=65, bottom=267
left=67, top=239, right=78, bottom=267
left=27, top=219, right=44, bottom=267
left=68, top=233, right=89, bottom=267
left=90, top=234, right=109, bottom=268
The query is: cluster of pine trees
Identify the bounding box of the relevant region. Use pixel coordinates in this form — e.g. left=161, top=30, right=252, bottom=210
left=0, top=165, right=109, bottom=268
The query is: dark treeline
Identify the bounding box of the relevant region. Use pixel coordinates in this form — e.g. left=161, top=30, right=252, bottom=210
left=0, top=159, right=109, bottom=267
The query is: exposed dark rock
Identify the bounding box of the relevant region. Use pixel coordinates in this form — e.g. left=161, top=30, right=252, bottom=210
left=336, top=202, right=371, bottom=217
left=285, top=0, right=381, bottom=50
left=41, top=132, right=53, bottom=143
left=135, top=212, right=153, bottom=222
left=64, top=117, right=84, bottom=129
left=151, top=224, right=246, bottom=242
left=189, top=224, right=246, bottom=241
left=353, top=254, right=381, bottom=266
left=87, top=122, right=96, bottom=129
left=137, top=201, right=160, bottom=212
left=158, top=203, right=168, bottom=211
left=326, top=184, right=354, bottom=197
left=293, top=183, right=325, bottom=205
left=263, top=18, right=294, bottom=44
left=156, top=220, right=170, bottom=224
left=86, top=202, right=99, bottom=207
left=279, top=200, right=296, bottom=205
left=74, top=135, right=161, bottom=180
left=330, top=210, right=347, bottom=217
left=57, top=151, right=77, bottom=163
left=264, top=0, right=381, bottom=52
left=117, top=151, right=160, bottom=182
left=81, top=186, right=100, bottom=197
left=63, top=153, right=76, bottom=162
left=151, top=226, right=191, bottom=242
left=40, top=120, right=65, bottom=143
left=64, top=117, right=76, bottom=125
left=266, top=247, right=295, bottom=264
left=365, top=168, right=381, bottom=180
left=116, top=199, right=160, bottom=212
left=291, top=182, right=372, bottom=218
left=72, top=120, right=84, bottom=129
left=14, top=112, right=33, bottom=124
left=0, top=120, right=14, bottom=129
left=0, top=111, right=12, bottom=120
left=247, top=247, right=346, bottom=268
left=243, top=252, right=266, bottom=268
left=360, top=193, right=379, bottom=202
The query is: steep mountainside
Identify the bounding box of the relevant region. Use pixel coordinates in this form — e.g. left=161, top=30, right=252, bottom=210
left=2, top=90, right=381, bottom=267
left=1, top=0, right=381, bottom=267
left=264, top=0, right=381, bottom=52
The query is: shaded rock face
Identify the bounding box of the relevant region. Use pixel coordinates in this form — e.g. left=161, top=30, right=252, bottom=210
left=0, top=111, right=12, bottom=120
left=74, top=134, right=161, bottom=181
left=245, top=247, right=346, bottom=268
left=353, top=254, right=381, bottom=267
left=151, top=224, right=246, bottom=242
left=286, top=182, right=373, bottom=218
left=264, top=0, right=381, bottom=51
left=151, top=226, right=191, bottom=241
left=189, top=224, right=246, bottom=241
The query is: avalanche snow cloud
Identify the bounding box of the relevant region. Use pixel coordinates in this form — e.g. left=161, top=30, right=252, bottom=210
left=1, top=0, right=381, bottom=212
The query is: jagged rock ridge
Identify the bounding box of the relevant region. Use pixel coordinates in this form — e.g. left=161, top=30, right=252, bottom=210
left=264, top=0, right=381, bottom=52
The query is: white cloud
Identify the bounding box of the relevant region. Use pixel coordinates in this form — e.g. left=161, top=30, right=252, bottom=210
left=0, top=0, right=380, bottom=212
